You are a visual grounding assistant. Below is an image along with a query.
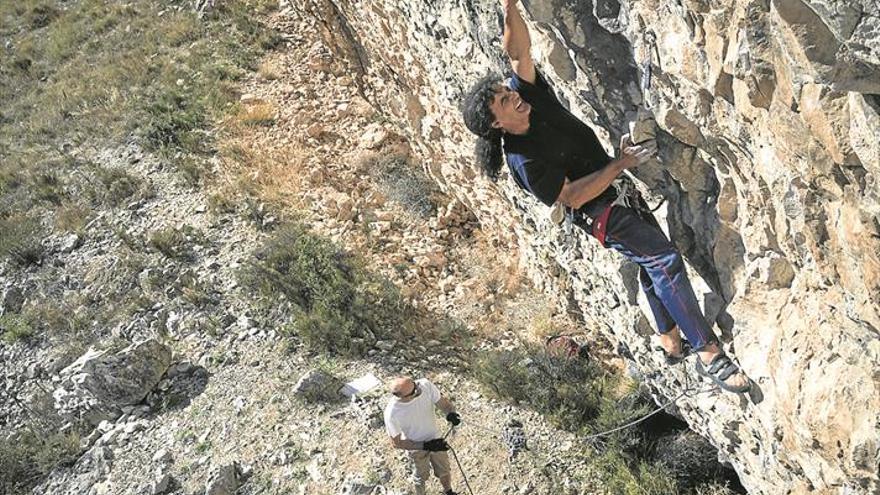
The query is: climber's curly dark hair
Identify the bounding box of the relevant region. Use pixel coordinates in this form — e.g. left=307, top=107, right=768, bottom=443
left=461, top=73, right=504, bottom=181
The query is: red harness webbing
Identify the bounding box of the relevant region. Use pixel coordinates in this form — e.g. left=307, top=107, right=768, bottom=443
left=592, top=204, right=614, bottom=248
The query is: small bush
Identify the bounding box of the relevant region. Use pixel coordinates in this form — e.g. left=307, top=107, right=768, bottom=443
left=473, top=345, right=613, bottom=432
left=92, top=166, right=148, bottom=207
left=0, top=314, right=34, bottom=343
left=472, top=346, right=715, bottom=493
left=362, top=153, right=440, bottom=220
left=148, top=226, right=202, bottom=261
left=242, top=223, right=412, bottom=356
left=591, top=449, right=678, bottom=495
left=141, top=88, right=207, bottom=152
left=54, top=202, right=91, bottom=233
left=28, top=3, right=60, bottom=28
left=0, top=212, right=44, bottom=266
left=234, top=102, right=276, bottom=127
left=0, top=427, right=80, bottom=494
left=28, top=170, right=65, bottom=206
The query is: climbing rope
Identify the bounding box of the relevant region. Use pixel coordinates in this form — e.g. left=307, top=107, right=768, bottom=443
left=453, top=383, right=718, bottom=455
left=581, top=384, right=717, bottom=442
left=439, top=382, right=713, bottom=495
left=444, top=425, right=476, bottom=495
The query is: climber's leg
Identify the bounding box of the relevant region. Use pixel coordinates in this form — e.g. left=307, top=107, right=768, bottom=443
left=599, top=206, right=717, bottom=351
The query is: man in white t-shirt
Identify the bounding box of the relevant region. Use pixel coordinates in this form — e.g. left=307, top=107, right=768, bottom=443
left=384, top=377, right=461, bottom=495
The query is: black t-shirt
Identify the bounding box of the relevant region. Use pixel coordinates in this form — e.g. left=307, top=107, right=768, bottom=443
left=503, top=71, right=613, bottom=206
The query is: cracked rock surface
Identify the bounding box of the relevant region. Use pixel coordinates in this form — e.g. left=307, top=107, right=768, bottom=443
left=289, top=0, right=880, bottom=492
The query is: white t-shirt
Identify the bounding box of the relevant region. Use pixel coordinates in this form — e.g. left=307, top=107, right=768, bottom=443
left=384, top=378, right=442, bottom=442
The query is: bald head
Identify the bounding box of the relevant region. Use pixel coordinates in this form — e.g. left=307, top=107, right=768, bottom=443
left=389, top=376, right=419, bottom=400
left=390, top=376, right=413, bottom=395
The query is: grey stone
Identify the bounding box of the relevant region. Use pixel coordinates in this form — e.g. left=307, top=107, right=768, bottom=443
left=150, top=474, right=173, bottom=495
left=53, top=339, right=173, bottom=426
left=152, top=448, right=172, bottom=464
left=292, top=369, right=343, bottom=403
left=339, top=476, right=378, bottom=495
left=0, top=286, right=24, bottom=314
left=204, top=463, right=239, bottom=495
left=58, top=233, right=82, bottom=253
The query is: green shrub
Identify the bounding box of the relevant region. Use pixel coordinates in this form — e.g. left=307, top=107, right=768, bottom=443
left=473, top=345, right=613, bottom=432
left=591, top=449, right=678, bottom=495
left=28, top=170, right=65, bottom=206
left=0, top=212, right=44, bottom=266
left=243, top=223, right=412, bottom=356
left=148, top=226, right=202, bottom=261
left=472, top=346, right=713, bottom=493
left=141, top=87, right=207, bottom=152
left=92, top=166, right=149, bottom=207
left=363, top=153, right=440, bottom=219
left=0, top=314, right=34, bottom=343
left=0, top=427, right=80, bottom=494
left=28, top=2, right=60, bottom=28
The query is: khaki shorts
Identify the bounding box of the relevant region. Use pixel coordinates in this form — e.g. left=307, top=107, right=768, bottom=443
left=407, top=450, right=451, bottom=494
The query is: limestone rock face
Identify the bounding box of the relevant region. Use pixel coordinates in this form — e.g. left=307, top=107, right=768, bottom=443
left=290, top=0, right=880, bottom=493
left=53, top=339, right=173, bottom=426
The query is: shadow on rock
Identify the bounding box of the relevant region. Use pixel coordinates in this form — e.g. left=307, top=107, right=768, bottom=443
left=145, top=361, right=210, bottom=413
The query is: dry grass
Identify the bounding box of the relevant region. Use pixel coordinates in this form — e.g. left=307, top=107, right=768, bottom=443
left=216, top=131, right=308, bottom=209
left=258, top=59, right=281, bottom=80
left=232, top=102, right=277, bottom=127
left=53, top=202, right=91, bottom=233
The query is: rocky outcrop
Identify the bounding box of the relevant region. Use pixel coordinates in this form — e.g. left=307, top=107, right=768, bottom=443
left=53, top=339, right=173, bottom=426
left=205, top=463, right=242, bottom=495
left=288, top=1, right=880, bottom=493
left=293, top=369, right=344, bottom=402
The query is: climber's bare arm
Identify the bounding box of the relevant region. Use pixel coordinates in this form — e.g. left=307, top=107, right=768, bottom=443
left=501, top=0, right=535, bottom=84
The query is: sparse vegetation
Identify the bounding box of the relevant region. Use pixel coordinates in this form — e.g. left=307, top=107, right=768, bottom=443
left=0, top=0, right=281, bottom=212
left=360, top=151, right=440, bottom=220
left=242, top=223, right=415, bottom=356
left=148, top=225, right=203, bottom=261
left=0, top=427, right=81, bottom=494
left=0, top=313, right=34, bottom=343
left=53, top=201, right=91, bottom=233
left=90, top=165, right=151, bottom=207
left=472, top=345, right=618, bottom=433
left=234, top=102, right=277, bottom=127
left=472, top=345, right=738, bottom=494
left=0, top=212, right=45, bottom=266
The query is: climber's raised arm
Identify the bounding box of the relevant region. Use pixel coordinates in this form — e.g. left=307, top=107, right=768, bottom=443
left=501, top=0, right=535, bottom=84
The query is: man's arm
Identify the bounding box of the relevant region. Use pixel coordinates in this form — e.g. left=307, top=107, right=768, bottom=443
left=389, top=434, right=424, bottom=451
left=436, top=396, right=456, bottom=415
left=557, top=137, right=657, bottom=209
left=502, top=0, right=535, bottom=84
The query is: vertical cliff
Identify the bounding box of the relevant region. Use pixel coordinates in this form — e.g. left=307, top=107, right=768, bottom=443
left=290, top=0, right=880, bottom=492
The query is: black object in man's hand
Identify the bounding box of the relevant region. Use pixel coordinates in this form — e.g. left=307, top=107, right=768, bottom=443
left=423, top=438, right=450, bottom=452
left=446, top=412, right=461, bottom=426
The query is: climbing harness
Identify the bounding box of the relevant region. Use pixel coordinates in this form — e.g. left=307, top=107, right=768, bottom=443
left=567, top=177, right=663, bottom=248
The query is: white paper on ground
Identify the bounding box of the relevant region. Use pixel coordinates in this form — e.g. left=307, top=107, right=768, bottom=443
left=339, top=372, right=381, bottom=397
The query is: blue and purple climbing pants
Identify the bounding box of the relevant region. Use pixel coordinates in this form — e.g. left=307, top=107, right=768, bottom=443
left=583, top=203, right=718, bottom=351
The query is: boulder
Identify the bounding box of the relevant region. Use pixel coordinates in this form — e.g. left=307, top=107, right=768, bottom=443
left=292, top=369, right=343, bottom=403
left=0, top=286, right=24, bottom=314
left=53, top=339, right=172, bottom=426
left=204, top=463, right=240, bottom=495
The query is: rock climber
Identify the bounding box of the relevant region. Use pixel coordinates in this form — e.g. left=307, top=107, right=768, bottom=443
left=460, top=0, right=749, bottom=393
left=384, top=376, right=462, bottom=495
